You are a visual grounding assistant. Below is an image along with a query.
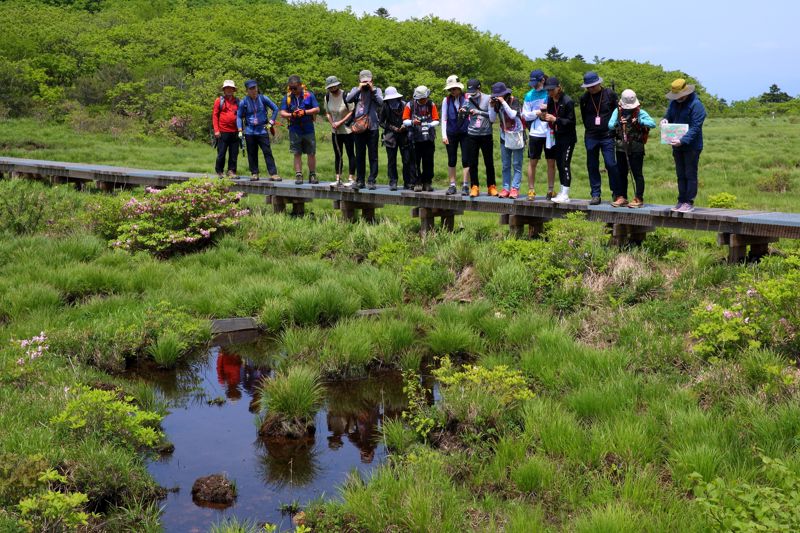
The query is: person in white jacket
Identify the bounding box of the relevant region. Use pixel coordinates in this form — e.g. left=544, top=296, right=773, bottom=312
left=521, top=69, right=556, bottom=199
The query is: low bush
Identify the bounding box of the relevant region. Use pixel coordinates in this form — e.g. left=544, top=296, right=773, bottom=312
left=146, top=331, right=185, bottom=369
left=258, top=365, right=324, bottom=437
left=51, top=386, right=164, bottom=450
left=707, top=192, right=740, bottom=209
left=17, top=469, right=95, bottom=533
left=691, top=455, right=800, bottom=532
left=0, top=179, right=84, bottom=236
left=100, top=179, right=249, bottom=257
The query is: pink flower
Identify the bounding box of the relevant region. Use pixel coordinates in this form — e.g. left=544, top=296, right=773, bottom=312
left=723, top=310, right=735, bottom=320
left=706, top=304, right=714, bottom=312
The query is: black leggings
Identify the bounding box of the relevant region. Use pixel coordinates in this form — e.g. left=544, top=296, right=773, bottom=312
left=553, top=140, right=574, bottom=188
left=332, top=132, right=356, bottom=176
left=445, top=131, right=468, bottom=168
left=465, top=134, right=496, bottom=187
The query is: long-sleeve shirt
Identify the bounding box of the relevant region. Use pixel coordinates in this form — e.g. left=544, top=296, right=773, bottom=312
left=441, top=95, right=468, bottom=140
left=579, top=88, right=618, bottom=139
left=547, top=93, right=577, bottom=144
left=521, top=88, right=549, bottom=138
left=488, top=97, right=523, bottom=142
left=608, top=107, right=656, bottom=153
left=236, top=94, right=279, bottom=136
left=664, top=93, right=706, bottom=151
left=345, top=86, right=384, bottom=131
left=461, top=93, right=493, bottom=137
left=608, top=108, right=656, bottom=129
left=402, top=101, right=440, bottom=142
left=212, top=96, right=239, bottom=134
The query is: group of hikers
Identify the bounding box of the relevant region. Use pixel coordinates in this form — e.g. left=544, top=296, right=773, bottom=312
left=212, top=69, right=706, bottom=212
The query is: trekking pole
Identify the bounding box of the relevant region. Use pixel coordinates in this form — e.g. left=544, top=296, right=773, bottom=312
left=619, top=104, right=635, bottom=200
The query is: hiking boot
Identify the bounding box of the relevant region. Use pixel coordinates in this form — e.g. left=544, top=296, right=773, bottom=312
left=487, top=184, right=498, bottom=197
left=527, top=189, right=536, bottom=200
left=250, top=174, right=259, bottom=181
left=413, top=184, right=423, bottom=192
left=677, top=203, right=695, bottom=213
left=389, top=182, right=398, bottom=191
left=368, top=182, right=377, bottom=190
left=216, top=172, right=224, bottom=179
left=589, top=196, right=601, bottom=205
left=422, top=183, right=433, bottom=192
left=294, top=172, right=304, bottom=185
left=628, top=197, right=644, bottom=209
left=552, top=191, right=570, bottom=204
left=309, top=173, right=319, bottom=185
left=446, top=184, right=457, bottom=195
left=498, top=188, right=510, bottom=198
left=353, top=181, right=365, bottom=190
left=509, top=188, right=519, bottom=199
left=546, top=190, right=555, bottom=201
left=226, top=170, right=237, bottom=179
left=462, top=184, right=470, bottom=196
left=470, top=185, right=479, bottom=197
left=670, top=202, right=682, bottom=212
left=612, top=196, right=629, bottom=208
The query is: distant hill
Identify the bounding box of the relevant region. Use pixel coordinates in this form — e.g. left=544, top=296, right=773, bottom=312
left=0, top=0, right=741, bottom=138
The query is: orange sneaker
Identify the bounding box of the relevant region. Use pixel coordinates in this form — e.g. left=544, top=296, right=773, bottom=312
left=498, top=188, right=510, bottom=198
left=469, top=185, right=479, bottom=197
left=611, top=196, right=629, bottom=208
left=527, top=189, right=535, bottom=199
left=509, top=188, right=519, bottom=199
left=628, top=197, right=644, bottom=209
left=488, top=184, right=498, bottom=196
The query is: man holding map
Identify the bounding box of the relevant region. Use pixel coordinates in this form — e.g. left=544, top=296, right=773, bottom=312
left=662, top=78, right=706, bottom=213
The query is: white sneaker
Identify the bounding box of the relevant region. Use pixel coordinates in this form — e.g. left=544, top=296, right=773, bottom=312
left=551, top=192, right=570, bottom=204
left=343, top=178, right=355, bottom=188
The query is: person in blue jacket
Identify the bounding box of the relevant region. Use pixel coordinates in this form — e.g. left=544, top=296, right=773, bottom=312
left=280, top=75, right=321, bottom=184
left=662, top=78, right=706, bottom=213
left=608, top=89, right=656, bottom=208
left=236, top=79, right=280, bottom=181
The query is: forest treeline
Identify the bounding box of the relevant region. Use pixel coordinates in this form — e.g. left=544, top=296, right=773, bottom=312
left=1, top=0, right=796, bottom=139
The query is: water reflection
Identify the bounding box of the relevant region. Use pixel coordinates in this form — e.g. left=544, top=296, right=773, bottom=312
left=141, top=341, right=408, bottom=532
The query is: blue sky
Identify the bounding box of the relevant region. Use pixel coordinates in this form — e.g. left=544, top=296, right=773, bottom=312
left=320, top=0, right=800, bottom=102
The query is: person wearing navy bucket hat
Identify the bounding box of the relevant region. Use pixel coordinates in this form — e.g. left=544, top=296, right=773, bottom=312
left=579, top=71, right=619, bottom=205
left=489, top=82, right=525, bottom=199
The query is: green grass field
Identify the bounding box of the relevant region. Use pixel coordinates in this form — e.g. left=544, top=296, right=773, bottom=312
left=2, top=116, right=798, bottom=211
left=1, top=117, right=800, bottom=532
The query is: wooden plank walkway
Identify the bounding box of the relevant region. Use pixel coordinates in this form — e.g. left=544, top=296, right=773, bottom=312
left=2, top=156, right=798, bottom=262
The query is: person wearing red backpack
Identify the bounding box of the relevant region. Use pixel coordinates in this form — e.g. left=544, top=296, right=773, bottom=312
left=212, top=80, right=240, bottom=178
left=607, top=89, right=656, bottom=208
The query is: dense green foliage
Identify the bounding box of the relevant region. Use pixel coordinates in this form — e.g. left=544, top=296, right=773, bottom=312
left=0, top=0, right=756, bottom=144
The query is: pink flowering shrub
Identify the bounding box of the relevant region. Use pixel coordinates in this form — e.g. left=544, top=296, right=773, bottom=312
left=692, top=255, right=800, bottom=359
left=110, top=179, right=248, bottom=257
left=13, top=332, right=49, bottom=367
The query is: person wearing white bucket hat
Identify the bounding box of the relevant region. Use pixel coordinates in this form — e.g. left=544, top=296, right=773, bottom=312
left=608, top=89, right=656, bottom=209
left=441, top=75, right=470, bottom=195
left=212, top=80, right=240, bottom=178
left=403, top=86, right=440, bottom=192
left=379, top=86, right=412, bottom=190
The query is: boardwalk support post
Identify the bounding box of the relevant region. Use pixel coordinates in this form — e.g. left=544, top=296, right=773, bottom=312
left=413, top=207, right=461, bottom=234
left=717, top=232, right=777, bottom=263
left=607, top=223, right=654, bottom=247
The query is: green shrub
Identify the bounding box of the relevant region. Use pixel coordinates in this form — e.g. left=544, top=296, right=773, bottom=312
left=402, top=256, right=453, bottom=300
left=691, top=455, right=800, bottom=532
left=367, top=241, right=410, bottom=267
left=17, top=470, right=95, bottom=533
left=433, top=356, right=534, bottom=430
left=485, top=260, right=536, bottom=310
left=51, top=386, right=164, bottom=449
left=0, top=179, right=84, bottom=236
left=707, top=192, right=739, bottom=208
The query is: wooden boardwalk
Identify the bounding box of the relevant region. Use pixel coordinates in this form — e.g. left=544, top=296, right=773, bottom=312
left=3, top=156, right=799, bottom=262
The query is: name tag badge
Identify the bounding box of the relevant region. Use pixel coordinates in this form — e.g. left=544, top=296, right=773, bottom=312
left=595, top=116, right=601, bottom=126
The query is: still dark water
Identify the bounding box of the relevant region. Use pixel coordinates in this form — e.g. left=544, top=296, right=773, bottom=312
left=140, top=340, right=407, bottom=532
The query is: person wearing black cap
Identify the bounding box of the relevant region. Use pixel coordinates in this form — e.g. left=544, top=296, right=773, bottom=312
left=541, top=77, right=576, bottom=203
left=522, top=69, right=556, bottom=200
left=579, top=71, right=619, bottom=205
left=236, top=79, right=280, bottom=182
left=460, top=79, right=496, bottom=197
